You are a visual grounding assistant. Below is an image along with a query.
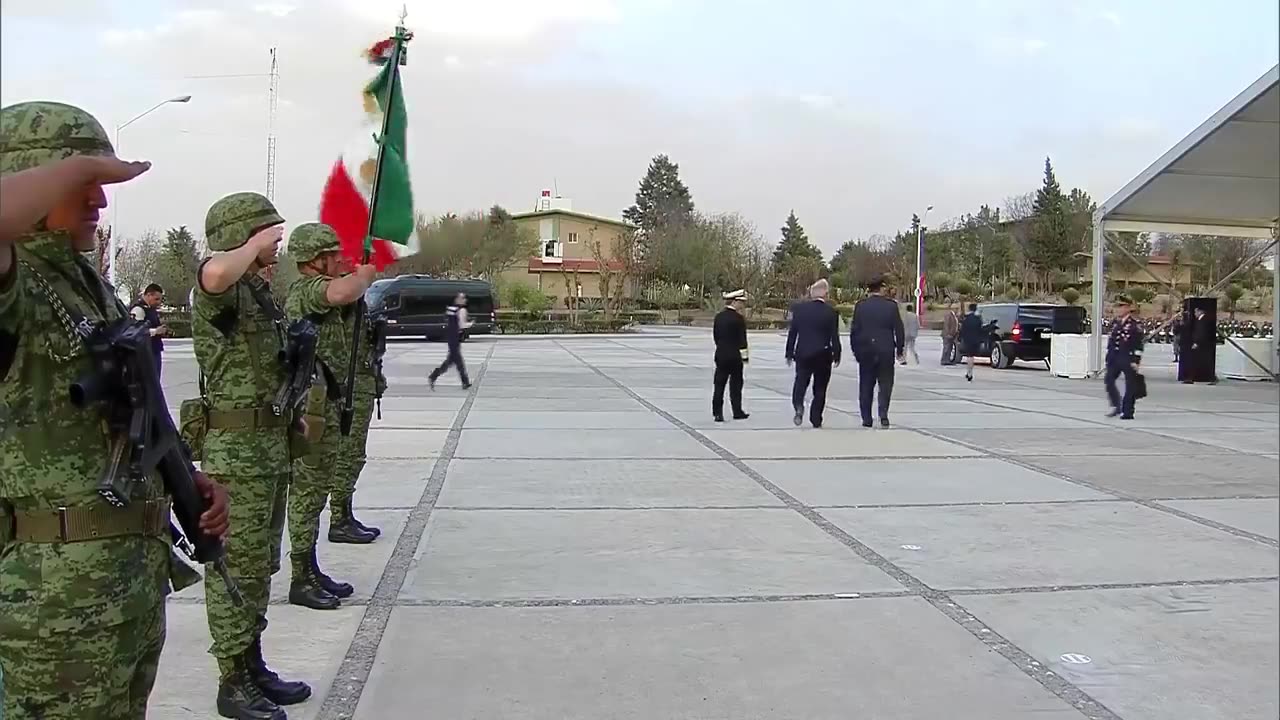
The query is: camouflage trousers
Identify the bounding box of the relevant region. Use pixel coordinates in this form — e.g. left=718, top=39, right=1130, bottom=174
left=330, top=390, right=374, bottom=505
left=204, top=472, right=288, bottom=673
left=289, top=402, right=340, bottom=559
left=0, top=601, right=165, bottom=720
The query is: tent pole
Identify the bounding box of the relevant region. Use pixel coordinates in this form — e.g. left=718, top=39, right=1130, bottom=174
left=1089, top=217, right=1105, bottom=376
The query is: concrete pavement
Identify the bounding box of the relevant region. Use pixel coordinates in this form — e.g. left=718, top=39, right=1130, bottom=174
left=150, top=329, right=1278, bottom=719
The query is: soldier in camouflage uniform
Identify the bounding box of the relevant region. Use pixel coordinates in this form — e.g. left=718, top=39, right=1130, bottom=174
left=193, top=192, right=308, bottom=720
left=0, top=101, right=230, bottom=720
left=328, top=295, right=385, bottom=542
left=283, top=224, right=377, bottom=609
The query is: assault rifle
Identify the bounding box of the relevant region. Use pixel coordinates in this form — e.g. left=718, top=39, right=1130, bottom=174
left=369, top=313, right=389, bottom=420
left=272, top=317, right=321, bottom=417
left=69, top=319, right=244, bottom=606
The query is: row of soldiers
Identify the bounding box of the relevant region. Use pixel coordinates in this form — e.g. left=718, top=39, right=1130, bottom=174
left=0, top=101, right=385, bottom=720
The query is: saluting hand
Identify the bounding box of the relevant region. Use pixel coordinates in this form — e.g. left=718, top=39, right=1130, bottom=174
left=195, top=471, right=231, bottom=540
left=76, top=155, right=152, bottom=186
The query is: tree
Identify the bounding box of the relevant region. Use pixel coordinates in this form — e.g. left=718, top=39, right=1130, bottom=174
left=586, top=228, right=620, bottom=320
left=1061, top=287, right=1081, bottom=305
left=152, top=225, right=202, bottom=309
left=774, top=254, right=824, bottom=301
left=931, top=271, right=953, bottom=301
left=91, top=225, right=113, bottom=278
left=772, top=210, right=822, bottom=266
left=1224, top=283, right=1245, bottom=319
left=114, top=229, right=162, bottom=300
left=953, top=278, right=977, bottom=299
left=622, top=154, right=695, bottom=237
left=1027, top=157, right=1075, bottom=290
left=472, top=205, right=538, bottom=281
left=1128, top=286, right=1155, bottom=305
left=830, top=238, right=890, bottom=290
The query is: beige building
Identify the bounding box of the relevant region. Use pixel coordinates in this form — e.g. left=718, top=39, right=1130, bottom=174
left=501, top=191, right=637, bottom=304
left=1076, top=253, right=1196, bottom=289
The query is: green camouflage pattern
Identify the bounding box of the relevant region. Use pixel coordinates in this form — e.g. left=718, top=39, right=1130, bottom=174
left=0, top=101, right=114, bottom=174
left=204, top=472, right=288, bottom=669
left=287, top=222, right=341, bottom=264
left=204, top=192, right=284, bottom=252
left=332, top=305, right=379, bottom=503
left=284, top=272, right=350, bottom=559
left=192, top=268, right=290, bottom=477
left=2, top=602, right=165, bottom=719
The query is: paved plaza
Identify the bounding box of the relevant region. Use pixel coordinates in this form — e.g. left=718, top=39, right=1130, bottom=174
left=151, top=329, right=1278, bottom=719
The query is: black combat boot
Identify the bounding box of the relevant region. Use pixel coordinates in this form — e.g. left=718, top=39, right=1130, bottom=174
left=216, top=656, right=287, bottom=720
left=310, top=547, right=353, bottom=598
left=246, top=634, right=312, bottom=706
left=345, top=496, right=381, bottom=538
left=328, top=499, right=377, bottom=544
left=287, top=550, right=340, bottom=610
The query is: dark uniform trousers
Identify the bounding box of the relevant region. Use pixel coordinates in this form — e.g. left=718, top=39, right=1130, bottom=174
left=857, top=352, right=896, bottom=424
left=431, top=343, right=469, bottom=386
left=792, top=351, right=834, bottom=424
left=712, top=359, right=744, bottom=417
left=1104, top=362, right=1138, bottom=417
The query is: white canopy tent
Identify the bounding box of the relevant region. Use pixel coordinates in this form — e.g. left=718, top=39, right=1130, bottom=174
left=1089, top=64, right=1280, bottom=375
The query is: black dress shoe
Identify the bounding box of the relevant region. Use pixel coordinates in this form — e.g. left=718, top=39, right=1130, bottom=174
left=793, top=406, right=804, bottom=427
left=880, top=419, right=890, bottom=428
left=713, top=414, right=725, bottom=422
left=732, top=412, right=750, bottom=420
left=862, top=420, right=873, bottom=428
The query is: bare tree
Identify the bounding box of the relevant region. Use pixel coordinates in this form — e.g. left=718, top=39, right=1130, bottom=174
left=114, top=229, right=162, bottom=300
left=1003, top=192, right=1036, bottom=221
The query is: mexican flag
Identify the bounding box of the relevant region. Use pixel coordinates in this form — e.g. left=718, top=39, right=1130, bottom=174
left=320, top=37, right=417, bottom=270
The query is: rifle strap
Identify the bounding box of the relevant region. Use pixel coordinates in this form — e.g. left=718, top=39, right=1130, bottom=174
left=244, top=272, right=285, bottom=350
left=17, top=258, right=94, bottom=362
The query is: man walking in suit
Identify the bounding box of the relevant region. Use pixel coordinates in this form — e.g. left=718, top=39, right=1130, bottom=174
left=850, top=275, right=905, bottom=428
left=712, top=289, right=751, bottom=422
left=785, top=278, right=841, bottom=428
left=429, top=292, right=473, bottom=389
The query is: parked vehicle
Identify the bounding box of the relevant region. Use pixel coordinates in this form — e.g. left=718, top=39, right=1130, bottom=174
left=365, top=276, right=496, bottom=341
left=975, top=302, right=1087, bottom=369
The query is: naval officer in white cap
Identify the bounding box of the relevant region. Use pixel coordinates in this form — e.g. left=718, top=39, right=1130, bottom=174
left=712, top=289, right=751, bottom=422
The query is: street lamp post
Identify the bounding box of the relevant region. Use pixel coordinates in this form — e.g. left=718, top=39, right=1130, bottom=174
left=109, top=94, right=192, bottom=287
left=914, top=204, right=933, bottom=324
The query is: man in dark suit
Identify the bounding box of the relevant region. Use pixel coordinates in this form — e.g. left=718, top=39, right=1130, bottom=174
left=786, top=278, right=841, bottom=428
left=850, top=275, right=904, bottom=428
left=712, top=289, right=751, bottom=422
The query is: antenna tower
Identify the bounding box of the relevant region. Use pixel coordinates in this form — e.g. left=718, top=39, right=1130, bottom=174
left=265, top=47, right=279, bottom=201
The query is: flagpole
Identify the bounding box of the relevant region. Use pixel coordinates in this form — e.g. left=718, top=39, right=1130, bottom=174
left=340, top=17, right=409, bottom=436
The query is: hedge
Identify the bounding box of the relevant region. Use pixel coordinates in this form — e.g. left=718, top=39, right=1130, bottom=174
left=497, top=318, right=635, bottom=334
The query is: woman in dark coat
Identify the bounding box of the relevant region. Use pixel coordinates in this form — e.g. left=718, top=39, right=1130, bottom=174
left=958, top=303, right=989, bottom=382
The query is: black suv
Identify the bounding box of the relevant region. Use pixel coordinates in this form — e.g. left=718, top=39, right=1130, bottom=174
left=974, top=303, right=1086, bottom=369
left=365, top=276, right=496, bottom=341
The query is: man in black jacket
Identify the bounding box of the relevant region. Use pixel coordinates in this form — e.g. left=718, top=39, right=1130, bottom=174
left=849, top=275, right=904, bottom=427
left=129, top=282, right=168, bottom=378
left=712, top=289, right=750, bottom=422
left=1183, top=306, right=1219, bottom=384
left=786, top=278, right=841, bottom=428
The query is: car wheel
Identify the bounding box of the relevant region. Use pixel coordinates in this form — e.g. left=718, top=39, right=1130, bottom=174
left=990, top=343, right=1006, bottom=369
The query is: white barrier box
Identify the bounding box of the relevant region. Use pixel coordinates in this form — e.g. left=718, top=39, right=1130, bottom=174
left=1050, top=334, right=1091, bottom=379
left=1216, top=337, right=1275, bottom=381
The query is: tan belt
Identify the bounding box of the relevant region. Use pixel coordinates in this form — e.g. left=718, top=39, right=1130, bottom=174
left=12, top=499, right=171, bottom=543
left=207, top=407, right=291, bottom=430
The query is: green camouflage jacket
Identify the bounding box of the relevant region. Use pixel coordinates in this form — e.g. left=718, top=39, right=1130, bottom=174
left=285, top=274, right=354, bottom=400
left=0, top=233, right=189, bottom=638
left=193, top=268, right=290, bottom=476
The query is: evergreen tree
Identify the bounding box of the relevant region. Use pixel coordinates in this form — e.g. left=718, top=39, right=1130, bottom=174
left=622, top=154, right=695, bottom=236
left=772, top=210, right=822, bottom=265
left=1029, top=157, right=1073, bottom=282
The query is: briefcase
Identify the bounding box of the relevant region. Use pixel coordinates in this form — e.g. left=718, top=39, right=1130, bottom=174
left=1132, top=372, right=1148, bottom=400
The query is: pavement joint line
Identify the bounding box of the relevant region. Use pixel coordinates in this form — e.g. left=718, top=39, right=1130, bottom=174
left=911, top=384, right=1278, bottom=459
left=900, top=425, right=1280, bottom=549
left=429, top=495, right=1279, bottom=511
left=165, top=574, right=1280, bottom=608
left=554, top=340, right=1125, bottom=720
left=314, top=342, right=495, bottom=720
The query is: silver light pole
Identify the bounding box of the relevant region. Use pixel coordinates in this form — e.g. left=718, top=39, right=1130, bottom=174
left=914, top=204, right=934, bottom=323
left=109, top=94, right=192, bottom=287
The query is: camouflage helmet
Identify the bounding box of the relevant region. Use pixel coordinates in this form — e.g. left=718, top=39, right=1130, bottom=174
left=205, top=192, right=285, bottom=252
left=288, top=222, right=342, bottom=264
left=0, top=101, right=114, bottom=174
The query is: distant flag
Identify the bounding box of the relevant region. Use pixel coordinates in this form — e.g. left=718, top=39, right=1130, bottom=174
left=319, top=32, right=417, bottom=270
